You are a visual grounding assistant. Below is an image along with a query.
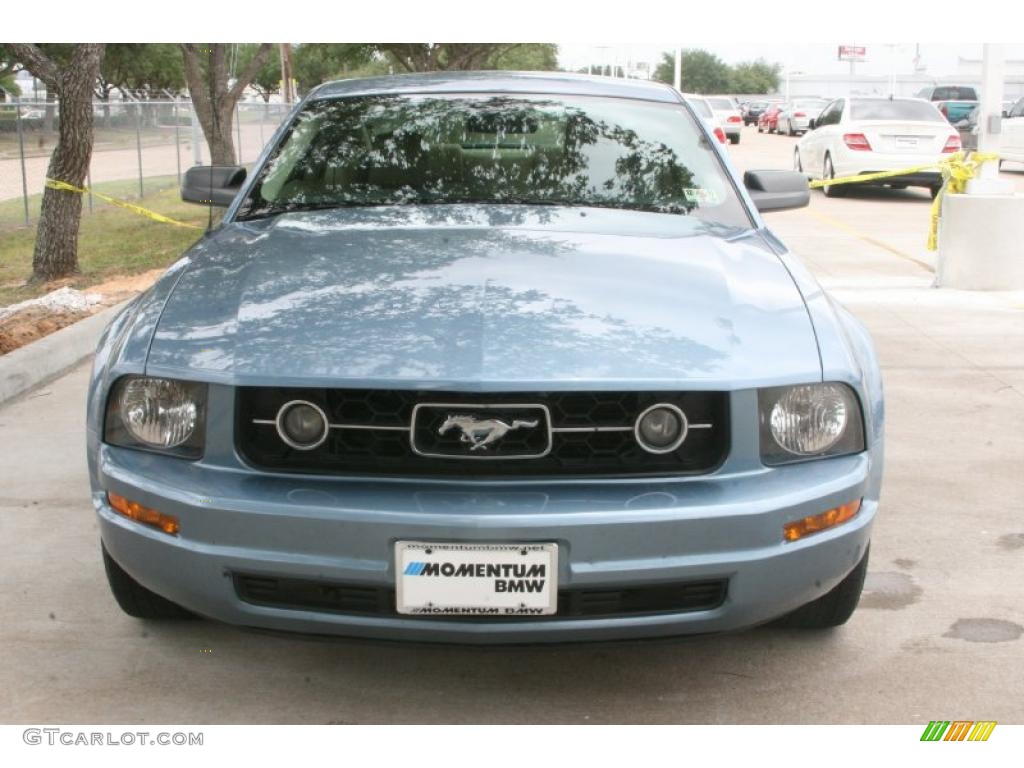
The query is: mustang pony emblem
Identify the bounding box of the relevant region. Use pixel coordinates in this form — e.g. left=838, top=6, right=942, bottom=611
left=438, top=414, right=539, bottom=451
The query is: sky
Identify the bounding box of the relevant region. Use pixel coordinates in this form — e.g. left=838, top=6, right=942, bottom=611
left=557, top=43, right=1024, bottom=78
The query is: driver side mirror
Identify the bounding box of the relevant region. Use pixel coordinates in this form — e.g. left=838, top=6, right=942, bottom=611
left=181, top=165, right=247, bottom=207
left=744, top=170, right=810, bottom=213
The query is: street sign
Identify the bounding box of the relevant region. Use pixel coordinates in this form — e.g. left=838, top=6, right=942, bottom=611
left=838, top=46, right=867, bottom=62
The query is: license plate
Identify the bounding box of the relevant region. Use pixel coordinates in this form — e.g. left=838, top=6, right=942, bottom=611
left=395, top=541, right=558, bottom=616
left=895, top=137, right=918, bottom=149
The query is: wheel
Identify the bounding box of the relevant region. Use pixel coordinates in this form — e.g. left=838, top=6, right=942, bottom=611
left=757, top=123, right=763, bottom=133
left=102, top=542, right=194, bottom=619
left=787, top=120, right=796, bottom=136
left=774, top=545, right=870, bottom=629
left=821, top=154, right=846, bottom=197
left=729, top=133, right=739, bottom=145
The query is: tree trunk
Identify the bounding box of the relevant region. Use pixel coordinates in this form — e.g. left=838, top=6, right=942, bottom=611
left=12, top=45, right=106, bottom=281
left=180, top=43, right=272, bottom=167
left=34, top=63, right=99, bottom=279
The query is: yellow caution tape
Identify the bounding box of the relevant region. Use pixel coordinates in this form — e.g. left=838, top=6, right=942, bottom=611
left=807, top=163, right=946, bottom=189
left=44, top=178, right=202, bottom=230
left=807, top=151, right=1000, bottom=251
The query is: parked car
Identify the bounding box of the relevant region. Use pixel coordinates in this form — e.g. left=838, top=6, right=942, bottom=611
left=935, top=99, right=979, bottom=124
left=705, top=95, right=743, bottom=144
left=88, top=72, right=882, bottom=643
left=777, top=98, right=830, bottom=136
left=953, top=105, right=980, bottom=151
left=684, top=93, right=727, bottom=144
left=742, top=99, right=779, bottom=126
left=758, top=104, right=784, bottom=134
left=1002, top=96, right=1024, bottom=166
left=914, top=85, right=978, bottom=102
left=795, top=96, right=961, bottom=198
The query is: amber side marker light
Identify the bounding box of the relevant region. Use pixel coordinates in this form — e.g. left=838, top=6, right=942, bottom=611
left=107, top=492, right=180, bottom=536
left=783, top=499, right=862, bottom=543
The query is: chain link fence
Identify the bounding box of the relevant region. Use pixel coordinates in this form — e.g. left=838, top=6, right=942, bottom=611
left=0, top=99, right=294, bottom=229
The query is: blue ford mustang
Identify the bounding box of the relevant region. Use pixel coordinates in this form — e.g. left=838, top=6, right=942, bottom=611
left=86, top=72, right=883, bottom=642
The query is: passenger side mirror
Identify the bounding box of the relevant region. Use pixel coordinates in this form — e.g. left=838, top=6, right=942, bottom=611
left=181, top=165, right=247, bottom=207
left=744, top=170, right=810, bottom=213
left=807, top=118, right=817, bottom=130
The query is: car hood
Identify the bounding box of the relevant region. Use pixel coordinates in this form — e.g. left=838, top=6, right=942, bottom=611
left=146, top=206, right=822, bottom=389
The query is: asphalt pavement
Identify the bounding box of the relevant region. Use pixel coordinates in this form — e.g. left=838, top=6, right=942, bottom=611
left=1, top=126, right=1022, bottom=724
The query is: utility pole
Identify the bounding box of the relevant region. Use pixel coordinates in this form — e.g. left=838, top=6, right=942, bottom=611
left=673, top=48, right=682, bottom=91
left=279, top=43, right=295, bottom=104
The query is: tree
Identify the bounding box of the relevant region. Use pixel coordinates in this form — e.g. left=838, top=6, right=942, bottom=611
left=375, top=44, right=524, bottom=72
left=653, top=49, right=731, bottom=93
left=239, top=43, right=280, bottom=103
left=728, top=59, right=781, bottom=94
left=0, top=45, right=22, bottom=101
left=180, top=43, right=274, bottom=165
left=97, top=44, right=183, bottom=102
left=292, top=44, right=377, bottom=94
left=487, top=44, right=558, bottom=71
left=2, top=43, right=104, bottom=281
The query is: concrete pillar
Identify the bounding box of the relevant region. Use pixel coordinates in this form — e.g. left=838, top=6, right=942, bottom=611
left=936, top=43, right=1023, bottom=290
left=968, top=44, right=1013, bottom=195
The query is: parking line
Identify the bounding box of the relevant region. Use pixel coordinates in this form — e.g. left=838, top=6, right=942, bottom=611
left=806, top=209, right=935, bottom=273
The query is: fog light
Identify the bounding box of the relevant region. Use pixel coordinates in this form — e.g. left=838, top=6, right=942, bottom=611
left=275, top=400, right=329, bottom=450
left=634, top=403, right=688, bottom=454
left=783, top=499, right=861, bottom=542
left=108, top=492, right=180, bottom=536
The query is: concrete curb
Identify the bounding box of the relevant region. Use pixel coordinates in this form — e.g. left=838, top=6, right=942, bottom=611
left=0, top=300, right=129, bottom=404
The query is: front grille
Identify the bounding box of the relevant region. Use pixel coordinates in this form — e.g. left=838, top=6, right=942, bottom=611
left=234, top=574, right=728, bottom=620
left=236, top=388, right=728, bottom=478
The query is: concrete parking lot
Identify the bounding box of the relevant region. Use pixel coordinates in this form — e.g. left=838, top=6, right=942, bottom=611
left=1, top=126, right=1022, bottom=724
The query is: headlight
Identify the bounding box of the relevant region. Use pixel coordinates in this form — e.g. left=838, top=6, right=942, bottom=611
left=104, top=376, right=207, bottom=458
left=759, top=383, right=864, bottom=465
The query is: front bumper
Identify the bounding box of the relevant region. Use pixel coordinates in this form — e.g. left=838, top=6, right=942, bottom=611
left=95, top=438, right=879, bottom=643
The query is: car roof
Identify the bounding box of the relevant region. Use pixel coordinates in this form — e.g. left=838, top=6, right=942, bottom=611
left=308, top=71, right=682, bottom=104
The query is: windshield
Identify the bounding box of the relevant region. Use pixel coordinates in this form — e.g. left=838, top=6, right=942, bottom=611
left=707, top=97, right=735, bottom=110
left=850, top=99, right=945, bottom=122
left=932, top=86, right=977, bottom=101
left=237, top=93, right=749, bottom=226
left=792, top=100, right=828, bottom=112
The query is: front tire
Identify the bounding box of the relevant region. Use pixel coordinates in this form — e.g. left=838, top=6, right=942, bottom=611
left=774, top=545, right=870, bottom=629
left=102, top=543, right=194, bottom=620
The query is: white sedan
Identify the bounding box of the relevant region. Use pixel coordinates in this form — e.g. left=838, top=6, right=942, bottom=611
left=795, top=97, right=961, bottom=198
left=684, top=94, right=728, bottom=145
left=705, top=96, right=743, bottom=144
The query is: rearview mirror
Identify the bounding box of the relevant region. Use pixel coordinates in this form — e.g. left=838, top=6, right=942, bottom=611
left=181, top=165, right=247, bottom=207
left=743, top=170, right=810, bottom=213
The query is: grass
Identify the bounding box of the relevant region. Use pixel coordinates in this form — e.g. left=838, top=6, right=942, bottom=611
left=0, top=181, right=210, bottom=307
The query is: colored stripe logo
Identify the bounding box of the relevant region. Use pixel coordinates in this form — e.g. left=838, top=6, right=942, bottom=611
left=921, top=721, right=996, bottom=742
left=404, top=562, right=428, bottom=576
